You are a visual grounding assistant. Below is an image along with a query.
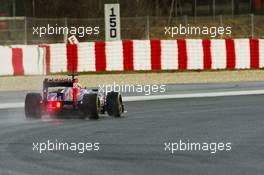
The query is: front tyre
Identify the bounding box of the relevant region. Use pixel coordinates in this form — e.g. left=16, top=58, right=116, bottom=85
left=25, top=93, right=42, bottom=119
left=81, top=94, right=100, bottom=120
left=106, top=92, right=124, bottom=117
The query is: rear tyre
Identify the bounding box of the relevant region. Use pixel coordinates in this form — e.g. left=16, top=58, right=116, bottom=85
left=25, top=93, right=42, bottom=119
left=106, top=92, right=123, bottom=117
left=81, top=94, right=100, bottom=120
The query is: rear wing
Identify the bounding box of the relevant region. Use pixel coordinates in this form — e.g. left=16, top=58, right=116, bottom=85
left=42, top=78, right=79, bottom=108
left=43, top=78, right=74, bottom=88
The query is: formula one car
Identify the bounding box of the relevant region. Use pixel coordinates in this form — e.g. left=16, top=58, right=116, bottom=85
left=24, top=75, right=124, bottom=119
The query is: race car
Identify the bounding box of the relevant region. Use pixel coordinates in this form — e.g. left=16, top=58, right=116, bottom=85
left=24, top=75, right=124, bottom=119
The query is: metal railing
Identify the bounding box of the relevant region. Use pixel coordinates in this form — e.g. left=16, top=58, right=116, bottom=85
left=0, top=14, right=263, bottom=45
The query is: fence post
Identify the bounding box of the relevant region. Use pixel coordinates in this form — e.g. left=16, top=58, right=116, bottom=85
left=219, top=15, right=223, bottom=39
left=231, top=0, right=234, bottom=17
left=184, top=15, right=188, bottom=38
left=24, top=17, right=27, bottom=45
left=146, top=16, right=150, bottom=40
left=250, top=14, right=254, bottom=38
left=64, top=18, right=68, bottom=43
left=212, top=0, right=215, bottom=18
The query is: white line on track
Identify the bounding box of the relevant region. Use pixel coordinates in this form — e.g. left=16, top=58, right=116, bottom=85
left=1, top=89, right=264, bottom=109
left=123, top=89, right=264, bottom=101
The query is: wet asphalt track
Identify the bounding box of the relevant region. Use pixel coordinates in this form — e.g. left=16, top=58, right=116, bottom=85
left=0, top=82, right=264, bottom=175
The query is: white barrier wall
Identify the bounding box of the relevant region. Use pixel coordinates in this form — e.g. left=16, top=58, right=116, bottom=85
left=49, top=43, right=67, bottom=73
left=0, top=46, right=45, bottom=76
left=0, top=39, right=263, bottom=76
left=259, top=39, right=264, bottom=68
left=0, top=46, right=13, bottom=76
left=211, top=40, right=227, bottom=69
left=44, top=39, right=262, bottom=73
